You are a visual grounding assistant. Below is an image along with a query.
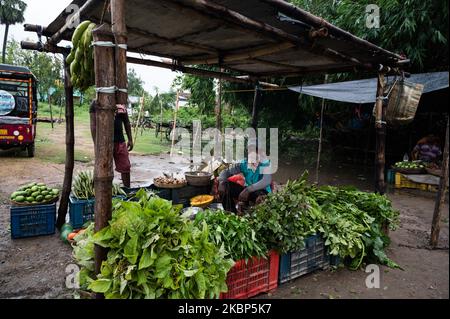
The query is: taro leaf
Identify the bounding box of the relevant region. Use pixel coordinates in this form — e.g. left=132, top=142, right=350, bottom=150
left=183, top=269, right=198, bottom=277
left=154, top=253, right=172, bottom=278
left=120, top=277, right=128, bottom=295
left=194, top=271, right=206, bottom=298
left=139, top=247, right=156, bottom=270
left=124, top=236, right=139, bottom=264
left=137, top=269, right=147, bottom=286
left=88, top=278, right=112, bottom=293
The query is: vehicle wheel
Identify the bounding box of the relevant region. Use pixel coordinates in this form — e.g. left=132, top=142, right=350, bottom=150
left=155, top=124, right=160, bottom=137
left=27, top=143, right=35, bottom=158
left=165, top=128, right=172, bottom=141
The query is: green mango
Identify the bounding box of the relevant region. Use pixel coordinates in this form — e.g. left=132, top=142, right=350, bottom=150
left=36, top=195, right=44, bottom=202
left=26, top=197, right=34, bottom=202
left=15, top=196, right=25, bottom=203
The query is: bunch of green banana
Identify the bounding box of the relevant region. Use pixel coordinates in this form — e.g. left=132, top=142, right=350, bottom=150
left=67, top=20, right=96, bottom=91
left=72, top=170, right=126, bottom=200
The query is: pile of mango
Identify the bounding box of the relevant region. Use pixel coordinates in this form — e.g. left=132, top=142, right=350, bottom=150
left=10, top=182, right=60, bottom=204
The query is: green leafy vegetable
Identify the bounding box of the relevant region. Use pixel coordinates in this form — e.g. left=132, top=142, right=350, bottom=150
left=73, top=189, right=234, bottom=299
left=194, top=209, right=267, bottom=261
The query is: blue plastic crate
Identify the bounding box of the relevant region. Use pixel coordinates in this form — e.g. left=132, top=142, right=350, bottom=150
left=10, top=203, right=56, bottom=239
left=69, top=195, right=127, bottom=229
left=278, top=234, right=329, bottom=284
left=69, top=196, right=95, bottom=229
left=329, top=255, right=342, bottom=267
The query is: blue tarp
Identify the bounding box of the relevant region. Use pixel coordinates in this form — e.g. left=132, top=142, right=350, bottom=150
left=288, top=72, right=449, bottom=104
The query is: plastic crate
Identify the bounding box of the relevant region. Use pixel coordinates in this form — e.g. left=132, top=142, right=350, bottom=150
left=278, top=234, right=329, bottom=284
left=394, top=172, right=429, bottom=191
left=69, top=196, right=95, bottom=229
left=220, top=250, right=279, bottom=299
left=386, top=169, right=395, bottom=184
left=10, top=203, right=56, bottom=239
left=69, top=195, right=126, bottom=229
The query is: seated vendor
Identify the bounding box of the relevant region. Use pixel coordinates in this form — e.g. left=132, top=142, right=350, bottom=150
left=411, top=135, right=442, bottom=163
left=218, top=140, right=272, bottom=214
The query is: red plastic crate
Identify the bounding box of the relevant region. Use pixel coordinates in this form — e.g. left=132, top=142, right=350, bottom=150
left=220, top=250, right=279, bottom=299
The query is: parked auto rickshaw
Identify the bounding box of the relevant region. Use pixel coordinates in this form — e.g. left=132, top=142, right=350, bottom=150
left=0, top=64, right=38, bottom=157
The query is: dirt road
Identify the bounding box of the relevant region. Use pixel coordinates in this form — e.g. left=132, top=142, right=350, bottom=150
left=0, top=143, right=448, bottom=298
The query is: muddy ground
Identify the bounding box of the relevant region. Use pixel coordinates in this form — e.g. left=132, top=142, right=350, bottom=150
left=0, top=136, right=448, bottom=299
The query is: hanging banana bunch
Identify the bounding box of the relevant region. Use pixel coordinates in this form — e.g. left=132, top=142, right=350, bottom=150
left=67, top=20, right=96, bottom=91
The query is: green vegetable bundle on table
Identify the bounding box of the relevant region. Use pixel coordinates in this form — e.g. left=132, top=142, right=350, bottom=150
left=10, top=182, right=59, bottom=204
left=73, top=189, right=234, bottom=299
left=250, top=171, right=401, bottom=269
left=394, top=161, right=425, bottom=169
left=66, top=21, right=96, bottom=91
left=72, top=170, right=126, bottom=200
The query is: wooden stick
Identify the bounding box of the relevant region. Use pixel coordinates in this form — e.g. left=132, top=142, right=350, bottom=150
left=48, top=94, right=54, bottom=129
left=55, top=53, right=75, bottom=230
left=375, top=72, right=386, bottom=194
left=315, top=74, right=328, bottom=185
left=260, top=0, right=405, bottom=62
left=182, top=42, right=295, bottom=65
left=170, top=91, right=180, bottom=157
left=126, top=56, right=257, bottom=85
left=251, top=84, right=261, bottom=129
left=430, top=116, right=449, bottom=248
left=215, top=70, right=223, bottom=132
left=92, top=23, right=116, bottom=290
left=47, top=0, right=101, bottom=45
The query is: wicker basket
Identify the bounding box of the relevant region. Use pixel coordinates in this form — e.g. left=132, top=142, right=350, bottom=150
left=185, top=171, right=213, bottom=186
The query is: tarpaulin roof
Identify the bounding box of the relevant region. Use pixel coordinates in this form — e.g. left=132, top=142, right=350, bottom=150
left=288, top=72, right=449, bottom=104
left=39, top=0, right=407, bottom=79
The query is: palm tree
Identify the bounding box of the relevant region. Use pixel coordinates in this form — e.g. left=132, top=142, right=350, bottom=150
left=0, top=0, right=27, bottom=63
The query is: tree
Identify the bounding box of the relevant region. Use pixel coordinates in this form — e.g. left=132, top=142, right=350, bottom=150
left=0, top=0, right=27, bottom=63
left=290, top=0, right=448, bottom=72
left=128, top=68, right=145, bottom=97
left=5, top=39, right=62, bottom=100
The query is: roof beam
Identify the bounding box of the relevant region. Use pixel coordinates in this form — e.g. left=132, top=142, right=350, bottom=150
left=167, top=0, right=369, bottom=69
left=47, top=0, right=101, bottom=45
left=261, top=0, right=405, bottom=62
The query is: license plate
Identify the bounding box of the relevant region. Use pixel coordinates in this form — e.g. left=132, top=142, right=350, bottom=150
left=0, top=129, right=7, bottom=135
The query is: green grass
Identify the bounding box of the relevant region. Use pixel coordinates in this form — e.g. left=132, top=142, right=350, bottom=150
left=132, top=129, right=171, bottom=155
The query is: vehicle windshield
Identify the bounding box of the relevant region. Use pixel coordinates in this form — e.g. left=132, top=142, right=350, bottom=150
left=0, top=79, right=29, bottom=116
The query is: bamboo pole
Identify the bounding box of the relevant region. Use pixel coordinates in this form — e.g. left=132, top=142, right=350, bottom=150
left=47, top=0, right=100, bottom=45
left=315, top=74, right=328, bottom=185
left=92, top=24, right=116, bottom=286
left=170, top=91, right=180, bottom=157
left=251, top=84, right=261, bottom=129
left=215, top=71, right=223, bottom=132
left=126, top=57, right=257, bottom=85
left=48, top=94, right=54, bottom=129
left=55, top=53, right=74, bottom=229
left=430, top=116, right=449, bottom=248
left=375, top=72, right=386, bottom=194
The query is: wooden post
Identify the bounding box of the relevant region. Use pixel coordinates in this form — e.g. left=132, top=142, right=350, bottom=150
left=315, top=74, right=328, bottom=185
left=375, top=72, right=386, bottom=194
left=430, top=116, right=449, bottom=248
left=92, top=24, right=116, bottom=284
left=55, top=54, right=75, bottom=229
left=215, top=71, right=223, bottom=132
left=48, top=93, right=54, bottom=129
left=251, top=84, right=261, bottom=129
left=170, top=91, right=180, bottom=157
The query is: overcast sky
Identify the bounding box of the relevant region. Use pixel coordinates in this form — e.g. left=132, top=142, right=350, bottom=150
left=0, top=0, right=178, bottom=95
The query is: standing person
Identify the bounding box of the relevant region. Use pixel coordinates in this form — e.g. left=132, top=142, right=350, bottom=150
left=89, top=100, right=134, bottom=187
left=218, top=139, right=272, bottom=214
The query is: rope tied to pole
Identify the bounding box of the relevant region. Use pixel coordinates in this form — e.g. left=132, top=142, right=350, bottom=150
left=95, top=86, right=128, bottom=94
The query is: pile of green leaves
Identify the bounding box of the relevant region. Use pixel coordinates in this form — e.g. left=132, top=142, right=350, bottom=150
left=250, top=172, right=401, bottom=269
left=193, top=210, right=267, bottom=261
left=305, top=185, right=400, bottom=269
left=250, top=172, right=323, bottom=254
left=73, top=190, right=234, bottom=299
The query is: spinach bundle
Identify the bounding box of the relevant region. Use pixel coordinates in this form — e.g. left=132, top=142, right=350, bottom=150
left=194, top=210, right=267, bottom=261
left=73, top=190, right=234, bottom=299
left=250, top=172, right=323, bottom=254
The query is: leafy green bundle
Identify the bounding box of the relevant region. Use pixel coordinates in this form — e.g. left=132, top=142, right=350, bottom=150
left=250, top=172, right=401, bottom=269
left=250, top=173, right=323, bottom=254
left=72, top=170, right=126, bottom=200
left=73, top=190, right=234, bottom=299
left=194, top=210, right=267, bottom=261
